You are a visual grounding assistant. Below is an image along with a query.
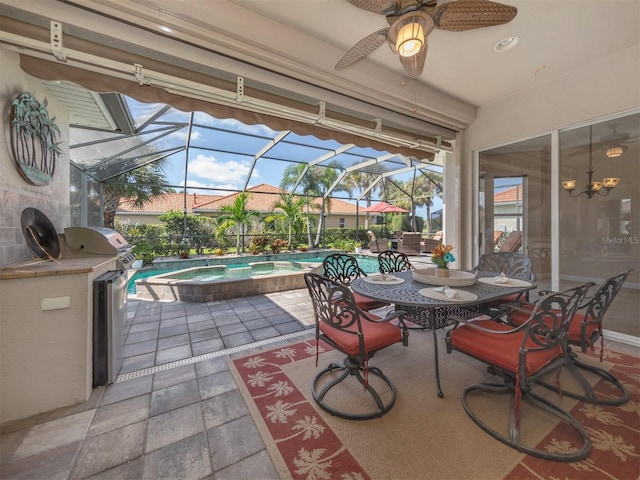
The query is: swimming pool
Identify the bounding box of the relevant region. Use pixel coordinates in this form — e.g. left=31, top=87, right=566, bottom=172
left=128, top=254, right=381, bottom=294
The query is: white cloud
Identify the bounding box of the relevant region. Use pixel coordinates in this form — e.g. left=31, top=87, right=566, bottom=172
left=174, top=130, right=201, bottom=141
left=187, top=154, right=260, bottom=188
left=209, top=117, right=276, bottom=136
left=181, top=179, right=238, bottom=194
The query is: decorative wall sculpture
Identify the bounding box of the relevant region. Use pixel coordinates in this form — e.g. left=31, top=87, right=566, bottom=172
left=8, top=92, right=62, bottom=186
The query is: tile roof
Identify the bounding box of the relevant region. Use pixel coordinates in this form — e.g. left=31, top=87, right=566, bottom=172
left=494, top=185, right=522, bottom=203
left=197, top=184, right=360, bottom=214
left=118, top=193, right=223, bottom=213
left=118, top=184, right=360, bottom=214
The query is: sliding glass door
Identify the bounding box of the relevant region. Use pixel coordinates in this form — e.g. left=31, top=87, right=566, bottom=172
left=559, top=113, right=639, bottom=338
left=477, top=111, right=639, bottom=339
left=478, top=135, right=552, bottom=281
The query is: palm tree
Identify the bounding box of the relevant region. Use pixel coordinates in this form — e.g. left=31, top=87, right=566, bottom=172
left=279, top=161, right=346, bottom=247
left=412, top=170, right=442, bottom=234
left=342, top=164, right=387, bottom=208
left=103, top=160, right=171, bottom=229
left=216, top=192, right=260, bottom=254
left=266, top=193, right=310, bottom=250
left=279, top=163, right=318, bottom=247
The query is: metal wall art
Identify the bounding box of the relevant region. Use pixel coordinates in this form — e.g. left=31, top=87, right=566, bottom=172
left=9, top=92, right=62, bottom=186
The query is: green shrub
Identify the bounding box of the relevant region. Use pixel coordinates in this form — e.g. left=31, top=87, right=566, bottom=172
left=250, top=235, right=270, bottom=254
left=270, top=238, right=287, bottom=253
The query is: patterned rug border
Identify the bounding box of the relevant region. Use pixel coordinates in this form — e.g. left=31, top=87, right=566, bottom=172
left=229, top=340, right=639, bottom=480
left=228, top=339, right=368, bottom=480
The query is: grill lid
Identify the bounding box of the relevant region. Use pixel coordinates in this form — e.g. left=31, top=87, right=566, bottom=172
left=64, top=227, right=132, bottom=256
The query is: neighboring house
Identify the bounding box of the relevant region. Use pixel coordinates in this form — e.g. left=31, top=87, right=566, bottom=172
left=493, top=185, right=523, bottom=233
left=116, top=183, right=368, bottom=229
left=116, top=193, right=222, bottom=225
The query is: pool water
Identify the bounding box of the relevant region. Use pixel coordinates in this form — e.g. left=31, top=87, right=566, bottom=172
left=127, top=255, right=380, bottom=294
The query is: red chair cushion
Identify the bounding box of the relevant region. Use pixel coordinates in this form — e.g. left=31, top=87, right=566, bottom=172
left=508, top=308, right=596, bottom=346
left=448, top=319, right=562, bottom=377
left=320, top=312, right=402, bottom=357
left=352, top=291, right=388, bottom=311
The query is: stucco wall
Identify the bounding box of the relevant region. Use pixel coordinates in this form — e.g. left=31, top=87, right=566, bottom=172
left=0, top=49, right=70, bottom=267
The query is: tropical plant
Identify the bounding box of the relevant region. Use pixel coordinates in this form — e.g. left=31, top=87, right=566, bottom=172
left=279, top=161, right=346, bottom=248
left=159, top=210, right=216, bottom=255
left=215, top=192, right=261, bottom=255
left=411, top=170, right=443, bottom=234
left=265, top=193, right=310, bottom=250
left=342, top=164, right=387, bottom=208
left=249, top=235, right=270, bottom=254
left=103, top=161, right=172, bottom=229
left=270, top=238, right=287, bottom=253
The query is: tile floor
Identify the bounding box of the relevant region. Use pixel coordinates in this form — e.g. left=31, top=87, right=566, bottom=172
left=0, top=288, right=317, bottom=480
left=2, top=254, right=636, bottom=480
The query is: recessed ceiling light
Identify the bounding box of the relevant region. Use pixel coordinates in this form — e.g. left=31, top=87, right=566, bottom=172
left=494, top=36, right=519, bottom=52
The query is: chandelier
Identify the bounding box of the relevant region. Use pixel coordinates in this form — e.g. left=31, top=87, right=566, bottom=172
left=562, top=125, right=620, bottom=199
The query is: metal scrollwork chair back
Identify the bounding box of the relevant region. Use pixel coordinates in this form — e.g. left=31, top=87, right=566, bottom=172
left=506, top=269, right=632, bottom=405
left=378, top=250, right=412, bottom=274
left=322, top=253, right=387, bottom=311
left=475, top=252, right=536, bottom=310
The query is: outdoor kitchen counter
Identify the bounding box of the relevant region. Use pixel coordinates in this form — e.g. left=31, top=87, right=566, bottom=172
left=0, top=253, right=120, bottom=424
left=0, top=255, right=117, bottom=280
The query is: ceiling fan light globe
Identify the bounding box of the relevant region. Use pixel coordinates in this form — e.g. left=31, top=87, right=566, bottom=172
left=605, top=146, right=626, bottom=158
left=396, top=22, right=425, bottom=57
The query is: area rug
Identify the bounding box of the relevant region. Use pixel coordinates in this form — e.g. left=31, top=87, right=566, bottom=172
left=229, top=332, right=639, bottom=480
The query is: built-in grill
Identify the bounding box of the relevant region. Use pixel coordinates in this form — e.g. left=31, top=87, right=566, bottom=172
left=64, top=226, right=136, bottom=270
left=63, top=226, right=134, bottom=386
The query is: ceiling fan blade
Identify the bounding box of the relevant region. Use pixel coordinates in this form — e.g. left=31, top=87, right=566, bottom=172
left=399, top=42, right=428, bottom=79
left=335, top=29, right=389, bottom=70
left=433, top=0, right=517, bottom=32
left=346, top=0, right=399, bottom=15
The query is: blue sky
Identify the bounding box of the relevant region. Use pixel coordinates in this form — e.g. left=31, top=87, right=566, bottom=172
left=127, top=98, right=444, bottom=218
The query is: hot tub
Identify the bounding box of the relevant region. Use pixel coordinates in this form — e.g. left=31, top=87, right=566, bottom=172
left=134, top=261, right=321, bottom=302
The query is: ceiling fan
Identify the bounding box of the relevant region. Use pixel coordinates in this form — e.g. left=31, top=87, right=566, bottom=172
left=335, top=0, right=518, bottom=78
left=600, top=124, right=638, bottom=158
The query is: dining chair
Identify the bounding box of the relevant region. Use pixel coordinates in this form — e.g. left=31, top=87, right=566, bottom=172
left=377, top=250, right=427, bottom=330
left=322, top=253, right=388, bottom=311
left=445, top=282, right=594, bottom=461
left=304, top=272, right=409, bottom=420
left=378, top=250, right=412, bottom=274
left=474, top=251, right=536, bottom=311
left=503, top=269, right=632, bottom=405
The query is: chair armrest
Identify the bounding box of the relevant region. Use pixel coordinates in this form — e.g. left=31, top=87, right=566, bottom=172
left=447, top=314, right=529, bottom=335
left=365, top=309, right=409, bottom=346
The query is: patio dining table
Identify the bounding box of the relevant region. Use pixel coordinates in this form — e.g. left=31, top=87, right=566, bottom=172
left=351, top=269, right=536, bottom=398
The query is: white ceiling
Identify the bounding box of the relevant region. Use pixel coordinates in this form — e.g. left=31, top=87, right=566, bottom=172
left=1, top=0, right=639, bottom=134
left=230, top=0, right=640, bottom=108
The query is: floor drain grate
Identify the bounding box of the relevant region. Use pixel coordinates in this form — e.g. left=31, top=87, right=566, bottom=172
left=115, top=330, right=313, bottom=382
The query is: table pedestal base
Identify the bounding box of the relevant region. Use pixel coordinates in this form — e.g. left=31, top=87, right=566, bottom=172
left=398, top=305, right=481, bottom=398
